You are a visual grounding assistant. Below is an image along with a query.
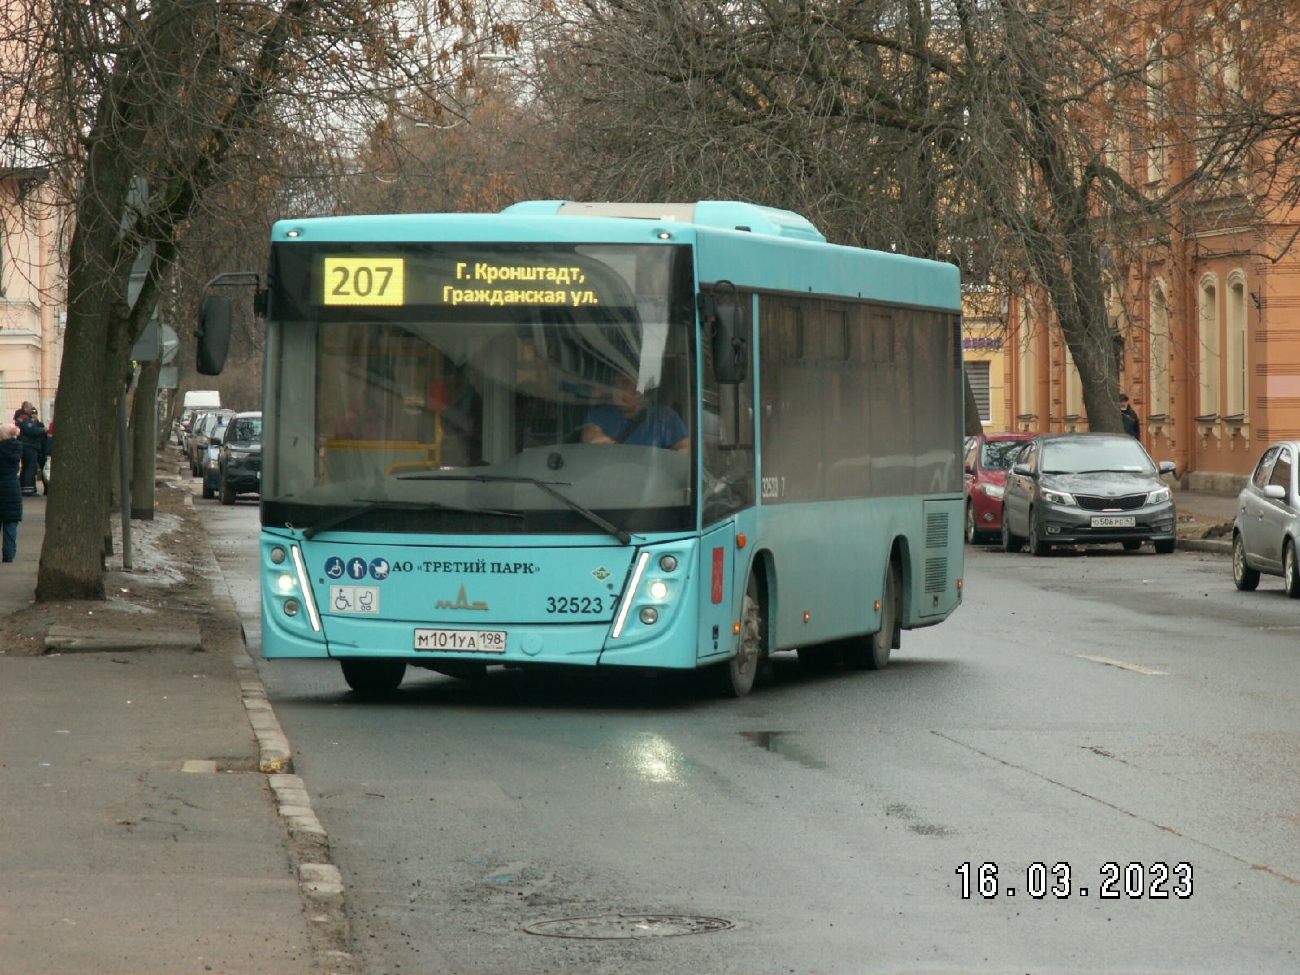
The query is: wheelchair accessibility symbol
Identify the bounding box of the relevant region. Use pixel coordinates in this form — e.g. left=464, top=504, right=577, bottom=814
left=330, top=585, right=381, bottom=615
left=324, top=556, right=345, bottom=579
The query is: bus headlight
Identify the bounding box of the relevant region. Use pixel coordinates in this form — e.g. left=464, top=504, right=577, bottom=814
left=659, top=555, right=678, bottom=572
left=269, top=546, right=287, bottom=565
left=276, top=572, right=298, bottom=594
left=648, top=580, right=669, bottom=601
left=283, top=599, right=300, bottom=617
left=639, top=607, right=659, bottom=625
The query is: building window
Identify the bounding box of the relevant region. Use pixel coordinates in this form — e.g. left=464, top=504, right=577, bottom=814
left=1150, top=284, right=1171, bottom=415
left=1226, top=273, right=1248, bottom=416
left=1018, top=302, right=1039, bottom=418
left=1198, top=275, right=1220, bottom=416
left=967, top=360, right=991, bottom=424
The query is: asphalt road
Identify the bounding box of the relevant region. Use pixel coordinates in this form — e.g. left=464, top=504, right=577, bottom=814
left=198, top=495, right=1300, bottom=975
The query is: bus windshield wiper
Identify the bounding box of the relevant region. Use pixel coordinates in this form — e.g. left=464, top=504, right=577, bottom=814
left=300, top=498, right=522, bottom=540
left=399, top=472, right=632, bottom=544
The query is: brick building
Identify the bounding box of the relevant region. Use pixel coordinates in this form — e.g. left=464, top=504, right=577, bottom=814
left=970, top=5, right=1300, bottom=492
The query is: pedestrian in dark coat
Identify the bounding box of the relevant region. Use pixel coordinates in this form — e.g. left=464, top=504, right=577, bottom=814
left=1119, top=394, right=1141, bottom=439
left=0, top=422, right=24, bottom=562
left=13, top=402, right=44, bottom=496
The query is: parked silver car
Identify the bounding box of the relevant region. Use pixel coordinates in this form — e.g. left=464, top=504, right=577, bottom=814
left=188, top=409, right=233, bottom=477
left=1001, top=432, right=1178, bottom=556
left=200, top=416, right=231, bottom=500
left=1232, top=440, right=1300, bottom=595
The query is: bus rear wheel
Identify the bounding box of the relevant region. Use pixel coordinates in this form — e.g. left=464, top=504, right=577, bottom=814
left=710, top=573, right=765, bottom=697
left=340, top=659, right=407, bottom=696
left=843, top=561, right=899, bottom=671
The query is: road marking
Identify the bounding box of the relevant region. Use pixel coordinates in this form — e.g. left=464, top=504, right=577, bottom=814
left=1077, top=654, right=1167, bottom=675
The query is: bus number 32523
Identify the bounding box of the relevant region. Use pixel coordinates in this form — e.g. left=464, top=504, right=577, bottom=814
left=546, top=595, right=605, bottom=614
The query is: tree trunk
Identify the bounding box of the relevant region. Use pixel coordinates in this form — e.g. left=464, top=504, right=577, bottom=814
left=35, top=141, right=136, bottom=600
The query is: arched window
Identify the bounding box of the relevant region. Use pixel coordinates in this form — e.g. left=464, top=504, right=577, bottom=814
left=1147, top=41, right=1169, bottom=187
left=1226, top=273, right=1249, bottom=416
left=1198, top=275, right=1220, bottom=416
left=1150, top=283, right=1171, bottom=415
left=1065, top=348, right=1083, bottom=418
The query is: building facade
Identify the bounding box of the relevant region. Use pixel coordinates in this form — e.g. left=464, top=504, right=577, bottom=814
left=2, top=0, right=64, bottom=425
left=0, top=153, right=63, bottom=423
left=975, top=8, right=1300, bottom=493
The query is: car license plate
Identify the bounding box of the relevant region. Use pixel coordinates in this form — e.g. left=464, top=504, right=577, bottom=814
left=1091, top=515, right=1136, bottom=528
left=414, top=628, right=506, bottom=653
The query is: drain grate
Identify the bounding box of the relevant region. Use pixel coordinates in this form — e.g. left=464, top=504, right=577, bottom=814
left=523, top=913, right=734, bottom=940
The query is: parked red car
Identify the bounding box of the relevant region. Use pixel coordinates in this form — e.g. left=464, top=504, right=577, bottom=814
left=964, top=432, right=1036, bottom=543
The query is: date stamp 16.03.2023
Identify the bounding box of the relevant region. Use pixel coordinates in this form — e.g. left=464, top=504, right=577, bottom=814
left=955, top=861, right=1193, bottom=900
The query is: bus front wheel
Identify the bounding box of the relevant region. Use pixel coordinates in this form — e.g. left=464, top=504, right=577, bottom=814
left=709, top=573, right=765, bottom=697
left=340, top=659, right=407, bottom=697
left=843, top=561, right=900, bottom=671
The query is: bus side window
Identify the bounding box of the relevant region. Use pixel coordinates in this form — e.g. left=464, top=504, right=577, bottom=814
left=703, top=294, right=756, bottom=524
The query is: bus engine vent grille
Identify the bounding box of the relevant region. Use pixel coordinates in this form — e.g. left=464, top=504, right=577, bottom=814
left=925, top=511, right=949, bottom=549
left=924, top=557, right=948, bottom=593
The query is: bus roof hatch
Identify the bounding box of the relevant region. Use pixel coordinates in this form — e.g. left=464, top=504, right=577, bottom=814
left=502, top=200, right=827, bottom=243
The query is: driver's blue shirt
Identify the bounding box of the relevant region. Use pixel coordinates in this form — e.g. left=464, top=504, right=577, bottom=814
left=584, top=404, right=687, bottom=449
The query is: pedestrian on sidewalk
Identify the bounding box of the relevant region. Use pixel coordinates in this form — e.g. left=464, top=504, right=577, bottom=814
left=14, top=403, right=45, bottom=496
left=1119, top=394, right=1141, bottom=439
left=0, top=422, right=24, bottom=562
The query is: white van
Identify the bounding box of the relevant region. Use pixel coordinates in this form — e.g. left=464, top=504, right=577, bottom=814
left=183, top=390, right=222, bottom=411
left=176, top=390, right=222, bottom=445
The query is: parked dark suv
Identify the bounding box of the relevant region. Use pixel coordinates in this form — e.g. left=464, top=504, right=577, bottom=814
left=217, top=412, right=262, bottom=504
left=1001, top=432, right=1178, bottom=555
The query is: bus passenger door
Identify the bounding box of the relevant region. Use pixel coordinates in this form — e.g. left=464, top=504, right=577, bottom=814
left=696, top=522, right=739, bottom=663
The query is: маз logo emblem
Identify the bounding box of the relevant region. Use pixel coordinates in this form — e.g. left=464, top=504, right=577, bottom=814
left=436, top=584, right=489, bottom=611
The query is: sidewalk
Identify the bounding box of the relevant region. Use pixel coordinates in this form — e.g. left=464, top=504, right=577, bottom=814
left=1174, top=487, right=1238, bottom=554
left=0, top=486, right=350, bottom=975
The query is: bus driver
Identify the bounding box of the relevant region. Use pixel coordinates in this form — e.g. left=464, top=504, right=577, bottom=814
left=581, top=373, right=689, bottom=452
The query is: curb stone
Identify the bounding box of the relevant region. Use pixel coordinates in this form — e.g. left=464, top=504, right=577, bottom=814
left=189, top=483, right=358, bottom=975
left=1177, top=537, right=1231, bottom=555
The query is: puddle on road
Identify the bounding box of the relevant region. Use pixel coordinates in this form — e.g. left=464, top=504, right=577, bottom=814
left=739, top=731, right=828, bottom=769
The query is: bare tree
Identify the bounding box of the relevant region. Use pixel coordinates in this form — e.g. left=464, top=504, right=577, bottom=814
left=0, top=0, right=519, bottom=599
left=341, top=65, right=566, bottom=216
left=531, top=0, right=1296, bottom=433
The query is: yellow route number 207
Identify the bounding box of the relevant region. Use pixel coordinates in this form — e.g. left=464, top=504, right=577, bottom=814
left=322, top=258, right=406, bottom=306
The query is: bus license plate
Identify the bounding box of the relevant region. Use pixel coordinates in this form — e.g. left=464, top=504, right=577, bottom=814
left=1091, top=515, right=1136, bottom=528
left=414, top=628, right=506, bottom=653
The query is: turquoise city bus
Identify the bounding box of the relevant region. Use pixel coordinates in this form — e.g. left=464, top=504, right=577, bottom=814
left=238, top=201, right=965, bottom=696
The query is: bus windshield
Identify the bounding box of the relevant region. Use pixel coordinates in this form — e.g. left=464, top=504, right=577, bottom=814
left=262, top=242, right=697, bottom=537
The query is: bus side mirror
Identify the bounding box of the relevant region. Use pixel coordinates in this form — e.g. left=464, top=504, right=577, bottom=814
left=197, top=295, right=233, bottom=376
left=700, top=293, right=748, bottom=385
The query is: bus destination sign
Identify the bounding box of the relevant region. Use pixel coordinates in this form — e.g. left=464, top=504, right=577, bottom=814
left=320, top=255, right=605, bottom=309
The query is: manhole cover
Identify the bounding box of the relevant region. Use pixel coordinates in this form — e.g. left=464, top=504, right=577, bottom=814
left=523, top=913, right=734, bottom=940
